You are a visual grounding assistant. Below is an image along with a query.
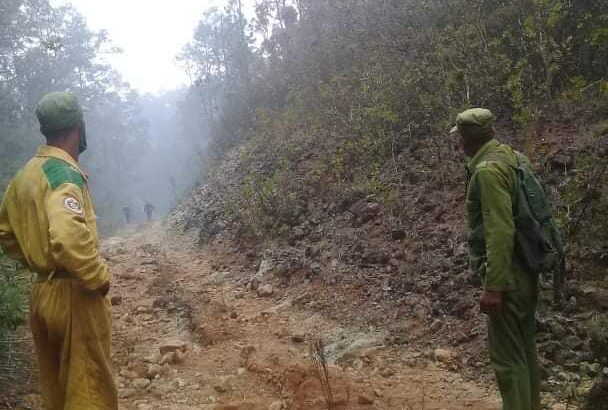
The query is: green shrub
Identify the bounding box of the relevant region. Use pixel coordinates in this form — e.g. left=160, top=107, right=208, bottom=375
left=589, top=314, right=608, bottom=365
left=0, top=251, right=26, bottom=346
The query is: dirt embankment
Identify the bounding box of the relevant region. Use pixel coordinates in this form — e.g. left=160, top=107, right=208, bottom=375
left=167, top=122, right=608, bottom=409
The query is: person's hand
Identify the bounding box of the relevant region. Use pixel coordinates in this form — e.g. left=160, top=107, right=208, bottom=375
left=96, top=281, right=110, bottom=297
left=480, top=290, right=503, bottom=314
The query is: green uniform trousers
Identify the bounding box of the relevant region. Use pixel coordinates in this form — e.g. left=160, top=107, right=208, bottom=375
left=488, top=273, right=540, bottom=410
left=30, top=279, right=117, bottom=410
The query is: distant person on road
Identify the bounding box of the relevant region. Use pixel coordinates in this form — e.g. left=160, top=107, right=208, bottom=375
left=451, top=108, right=540, bottom=410
left=170, top=176, right=178, bottom=202
left=0, top=92, right=117, bottom=410
left=122, top=205, right=132, bottom=224
left=144, top=202, right=155, bottom=222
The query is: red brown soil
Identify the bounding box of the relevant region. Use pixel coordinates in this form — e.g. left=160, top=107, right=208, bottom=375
left=104, top=225, right=499, bottom=410
left=10, top=224, right=501, bottom=410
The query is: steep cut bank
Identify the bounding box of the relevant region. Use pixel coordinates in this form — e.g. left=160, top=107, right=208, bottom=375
left=169, top=118, right=608, bottom=408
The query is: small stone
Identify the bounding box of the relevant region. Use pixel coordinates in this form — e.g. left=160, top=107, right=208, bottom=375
left=132, top=378, right=151, bottom=390
left=434, top=348, right=454, bottom=364
left=380, top=368, right=395, bottom=378
left=174, top=350, right=187, bottom=364
left=291, top=334, right=305, bottom=343
left=549, top=320, right=567, bottom=339
left=352, top=359, right=364, bottom=370
left=207, top=271, right=229, bottom=285
left=257, top=284, right=274, bottom=297
left=413, top=307, right=426, bottom=322
left=249, top=277, right=260, bottom=291
left=576, top=384, right=591, bottom=398
left=388, top=258, right=400, bottom=268
left=160, top=351, right=177, bottom=365
left=120, top=368, right=139, bottom=380
left=213, top=380, right=230, bottom=393
left=136, top=305, right=151, bottom=314
left=173, top=378, right=187, bottom=389
left=241, top=345, right=256, bottom=359
left=374, top=389, right=382, bottom=398
left=144, top=351, right=162, bottom=364
left=230, top=311, right=238, bottom=319
left=119, top=388, right=136, bottom=399
left=152, top=297, right=169, bottom=309
left=563, top=335, right=583, bottom=350
left=110, top=295, right=123, bottom=306
left=268, top=401, right=283, bottom=410
left=358, top=394, right=374, bottom=405
left=257, top=259, right=275, bottom=277
left=159, top=338, right=188, bottom=356
left=146, top=364, right=162, bottom=379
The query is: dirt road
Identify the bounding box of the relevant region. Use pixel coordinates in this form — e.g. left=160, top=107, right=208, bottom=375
left=99, top=225, right=500, bottom=410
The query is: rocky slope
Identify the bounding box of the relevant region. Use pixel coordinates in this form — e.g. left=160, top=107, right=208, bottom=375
left=168, top=123, right=608, bottom=408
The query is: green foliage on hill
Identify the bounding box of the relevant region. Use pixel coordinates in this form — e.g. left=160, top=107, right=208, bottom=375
left=0, top=249, right=26, bottom=348
left=0, top=0, right=153, bottom=233
left=178, top=0, right=608, bottom=238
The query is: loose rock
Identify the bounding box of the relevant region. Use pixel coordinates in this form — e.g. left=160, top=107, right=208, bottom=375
left=434, top=348, right=455, bottom=364
left=160, top=352, right=177, bottom=365
left=257, top=284, right=274, bottom=297
left=146, top=364, right=163, bottom=379
left=358, top=394, right=375, bottom=405
left=132, top=378, right=151, bottom=390
left=291, top=334, right=305, bottom=343
left=268, top=401, right=283, bottom=410
left=119, top=388, right=136, bottom=399
left=159, top=338, right=189, bottom=356
left=380, top=367, right=395, bottom=378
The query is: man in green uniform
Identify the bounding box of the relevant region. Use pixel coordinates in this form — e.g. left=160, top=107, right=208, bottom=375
left=0, top=92, right=117, bottom=409
left=451, top=108, right=540, bottom=410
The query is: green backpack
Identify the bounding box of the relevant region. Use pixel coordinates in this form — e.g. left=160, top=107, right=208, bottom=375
left=512, top=152, right=565, bottom=275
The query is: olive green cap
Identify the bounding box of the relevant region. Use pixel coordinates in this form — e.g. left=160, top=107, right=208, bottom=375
left=449, top=108, right=496, bottom=134
left=35, top=92, right=84, bottom=136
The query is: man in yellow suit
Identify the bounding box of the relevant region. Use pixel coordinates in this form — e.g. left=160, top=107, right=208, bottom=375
left=0, top=92, right=117, bottom=409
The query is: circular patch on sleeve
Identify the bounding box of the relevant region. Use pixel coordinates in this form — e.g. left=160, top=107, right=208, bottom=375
left=64, top=197, right=84, bottom=215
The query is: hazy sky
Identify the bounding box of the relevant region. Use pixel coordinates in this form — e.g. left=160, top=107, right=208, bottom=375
left=51, top=0, right=225, bottom=93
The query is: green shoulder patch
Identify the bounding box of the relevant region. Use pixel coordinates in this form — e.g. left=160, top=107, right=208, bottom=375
left=42, top=158, right=85, bottom=190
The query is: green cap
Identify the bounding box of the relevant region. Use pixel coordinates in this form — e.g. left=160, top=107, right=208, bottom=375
left=35, top=92, right=84, bottom=136
left=449, top=108, right=495, bottom=135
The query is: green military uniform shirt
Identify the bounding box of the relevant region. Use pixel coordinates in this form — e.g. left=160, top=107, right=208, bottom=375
left=466, top=138, right=530, bottom=291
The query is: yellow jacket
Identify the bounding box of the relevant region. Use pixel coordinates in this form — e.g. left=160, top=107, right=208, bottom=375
left=0, top=145, right=110, bottom=290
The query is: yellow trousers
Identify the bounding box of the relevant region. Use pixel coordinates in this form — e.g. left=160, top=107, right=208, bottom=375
left=30, top=279, right=117, bottom=410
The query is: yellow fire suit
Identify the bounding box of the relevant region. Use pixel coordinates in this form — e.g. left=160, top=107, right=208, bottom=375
left=0, top=145, right=116, bottom=410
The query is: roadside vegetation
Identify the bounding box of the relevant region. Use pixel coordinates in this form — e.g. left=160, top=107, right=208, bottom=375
left=173, top=1, right=608, bottom=406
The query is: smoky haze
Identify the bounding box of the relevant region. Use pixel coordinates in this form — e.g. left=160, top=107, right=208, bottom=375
left=83, top=90, right=204, bottom=232
left=1, top=0, right=238, bottom=234
left=49, top=0, right=221, bottom=93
